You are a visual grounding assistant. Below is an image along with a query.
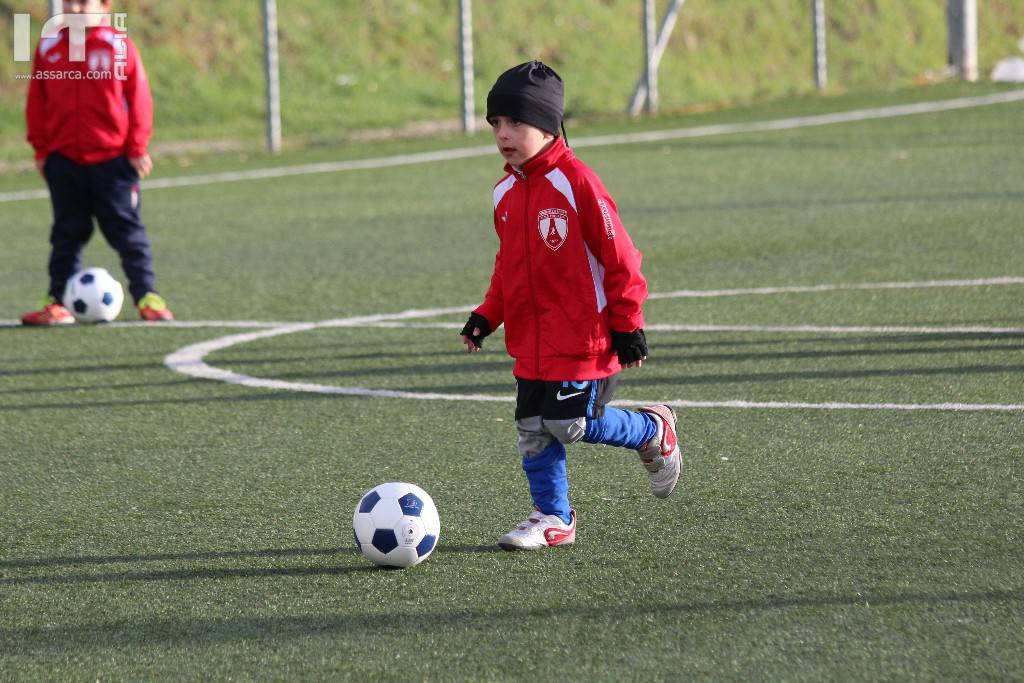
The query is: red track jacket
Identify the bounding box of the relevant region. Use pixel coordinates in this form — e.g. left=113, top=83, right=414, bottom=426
left=475, top=137, right=648, bottom=381
left=26, top=25, right=152, bottom=164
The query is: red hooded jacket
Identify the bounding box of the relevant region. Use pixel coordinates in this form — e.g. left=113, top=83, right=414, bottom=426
left=26, top=25, right=152, bottom=165
left=475, top=137, right=648, bottom=381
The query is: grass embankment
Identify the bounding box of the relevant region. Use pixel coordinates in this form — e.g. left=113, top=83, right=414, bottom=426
left=1, top=0, right=1021, bottom=163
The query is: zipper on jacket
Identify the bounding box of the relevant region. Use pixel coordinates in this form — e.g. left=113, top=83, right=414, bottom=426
left=520, top=171, right=542, bottom=378
left=75, top=33, right=82, bottom=157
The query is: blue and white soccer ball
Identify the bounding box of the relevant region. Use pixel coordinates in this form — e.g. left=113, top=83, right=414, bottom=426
left=63, top=267, right=124, bottom=323
left=353, top=482, right=440, bottom=568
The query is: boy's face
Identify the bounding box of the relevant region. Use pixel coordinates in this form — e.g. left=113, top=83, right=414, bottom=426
left=63, top=0, right=112, bottom=25
left=488, top=115, right=556, bottom=168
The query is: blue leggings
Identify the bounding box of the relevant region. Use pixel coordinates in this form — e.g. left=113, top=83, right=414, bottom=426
left=523, top=407, right=656, bottom=524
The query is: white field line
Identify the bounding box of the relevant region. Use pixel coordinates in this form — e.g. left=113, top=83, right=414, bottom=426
left=0, top=307, right=478, bottom=329
left=3, top=89, right=1022, bottom=204
left=613, top=399, right=1024, bottom=412
left=643, top=324, right=1024, bottom=334
left=0, top=145, right=493, bottom=204
left=0, top=321, right=299, bottom=327
left=647, top=276, right=1024, bottom=299
left=5, top=275, right=1024, bottom=330
left=362, top=321, right=1024, bottom=335
left=6, top=320, right=1024, bottom=336
left=570, top=89, right=1024, bottom=147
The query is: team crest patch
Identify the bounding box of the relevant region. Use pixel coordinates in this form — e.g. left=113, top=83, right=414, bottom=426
left=538, top=208, right=569, bottom=251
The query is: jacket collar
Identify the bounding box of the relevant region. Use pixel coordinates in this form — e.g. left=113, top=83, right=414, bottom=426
left=505, top=136, right=572, bottom=179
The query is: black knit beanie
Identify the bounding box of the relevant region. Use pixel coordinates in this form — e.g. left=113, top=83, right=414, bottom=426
left=486, top=61, right=564, bottom=136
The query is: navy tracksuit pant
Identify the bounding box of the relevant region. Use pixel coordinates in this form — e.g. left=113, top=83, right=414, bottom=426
left=44, top=152, right=156, bottom=304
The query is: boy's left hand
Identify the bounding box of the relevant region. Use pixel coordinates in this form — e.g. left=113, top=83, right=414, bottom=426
left=129, top=154, right=153, bottom=179
left=611, top=329, right=648, bottom=368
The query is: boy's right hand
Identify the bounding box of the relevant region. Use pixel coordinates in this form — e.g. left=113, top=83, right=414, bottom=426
left=129, top=153, right=153, bottom=179
left=460, top=313, right=492, bottom=352
left=35, top=158, right=46, bottom=177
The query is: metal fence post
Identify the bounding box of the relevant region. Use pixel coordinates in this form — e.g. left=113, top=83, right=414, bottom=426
left=628, top=0, right=684, bottom=118
left=459, top=0, right=475, bottom=134
left=643, top=0, right=658, bottom=114
left=812, top=0, right=827, bottom=89
left=262, top=0, right=283, bottom=154
left=49, top=0, right=60, bottom=17
left=947, top=0, right=978, bottom=82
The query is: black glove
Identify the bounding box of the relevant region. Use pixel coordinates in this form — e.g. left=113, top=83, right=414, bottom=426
left=460, top=312, right=492, bottom=349
left=611, top=328, right=648, bottom=365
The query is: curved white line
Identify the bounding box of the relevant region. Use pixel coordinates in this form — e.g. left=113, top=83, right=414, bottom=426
left=161, top=284, right=1024, bottom=412
left=164, top=323, right=318, bottom=381
left=163, top=306, right=477, bottom=391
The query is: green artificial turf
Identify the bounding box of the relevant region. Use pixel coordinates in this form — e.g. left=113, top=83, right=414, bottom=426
left=1, top=91, right=1022, bottom=680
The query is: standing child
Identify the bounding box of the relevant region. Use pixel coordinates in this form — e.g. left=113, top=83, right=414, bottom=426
left=460, top=61, right=681, bottom=551
left=21, top=0, right=173, bottom=325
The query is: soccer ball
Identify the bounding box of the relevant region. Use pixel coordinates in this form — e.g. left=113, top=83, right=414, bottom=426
left=352, top=482, right=440, bottom=568
left=63, top=268, right=124, bottom=323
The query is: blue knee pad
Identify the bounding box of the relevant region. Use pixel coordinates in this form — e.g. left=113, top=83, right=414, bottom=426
left=583, top=406, right=656, bottom=450
left=522, top=441, right=571, bottom=524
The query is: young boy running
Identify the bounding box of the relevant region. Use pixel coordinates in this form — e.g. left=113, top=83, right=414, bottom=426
left=21, top=0, right=173, bottom=325
left=460, top=61, right=681, bottom=551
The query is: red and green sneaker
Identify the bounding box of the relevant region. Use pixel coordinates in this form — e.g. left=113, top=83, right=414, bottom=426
left=138, top=292, right=174, bottom=322
left=21, top=295, right=75, bottom=326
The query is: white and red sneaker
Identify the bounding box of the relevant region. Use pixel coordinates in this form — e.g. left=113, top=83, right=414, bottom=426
left=637, top=405, right=682, bottom=498
left=498, top=508, right=576, bottom=551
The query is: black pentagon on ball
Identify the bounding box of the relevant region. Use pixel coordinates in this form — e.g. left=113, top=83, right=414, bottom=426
left=416, top=534, right=436, bottom=557
left=398, top=492, right=424, bottom=516
left=101, top=292, right=115, bottom=305
left=358, top=490, right=381, bottom=513
left=73, top=299, right=88, bottom=313
left=80, top=273, right=95, bottom=285
left=371, top=528, right=398, bottom=554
